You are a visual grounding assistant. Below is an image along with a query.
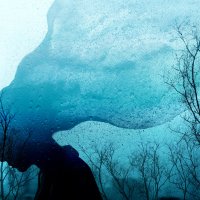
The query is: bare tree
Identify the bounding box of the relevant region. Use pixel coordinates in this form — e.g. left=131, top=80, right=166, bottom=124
left=0, top=92, right=15, bottom=199
left=79, top=140, right=173, bottom=200
left=79, top=144, right=109, bottom=200
left=168, top=138, right=200, bottom=200
left=164, top=21, right=200, bottom=200
left=0, top=92, right=37, bottom=200
left=129, top=142, right=170, bottom=200
left=166, top=22, right=200, bottom=144
left=103, top=144, right=135, bottom=200
left=80, top=142, right=136, bottom=200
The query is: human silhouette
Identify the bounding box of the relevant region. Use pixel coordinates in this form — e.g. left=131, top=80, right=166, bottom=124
left=3, top=138, right=102, bottom=200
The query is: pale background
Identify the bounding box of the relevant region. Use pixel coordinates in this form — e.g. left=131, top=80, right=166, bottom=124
left=0, top=0, right=53, bottom=90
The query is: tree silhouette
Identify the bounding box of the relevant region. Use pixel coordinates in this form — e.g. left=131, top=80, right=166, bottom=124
left=166, top=22, right=200, bottom=144
left=0, top=92, right=37, bottom=200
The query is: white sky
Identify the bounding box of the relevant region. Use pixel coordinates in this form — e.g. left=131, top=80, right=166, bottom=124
left=0, top=0, right=53, bottom=90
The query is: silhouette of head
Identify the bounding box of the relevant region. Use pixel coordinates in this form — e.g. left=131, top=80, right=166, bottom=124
left=0, top=135, right=31, bottom=172
left=0, top=0, right=185, bottom=172
left=1, top=132, right=78, bottom=172
left=0, top=0, right=183, bottom=144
